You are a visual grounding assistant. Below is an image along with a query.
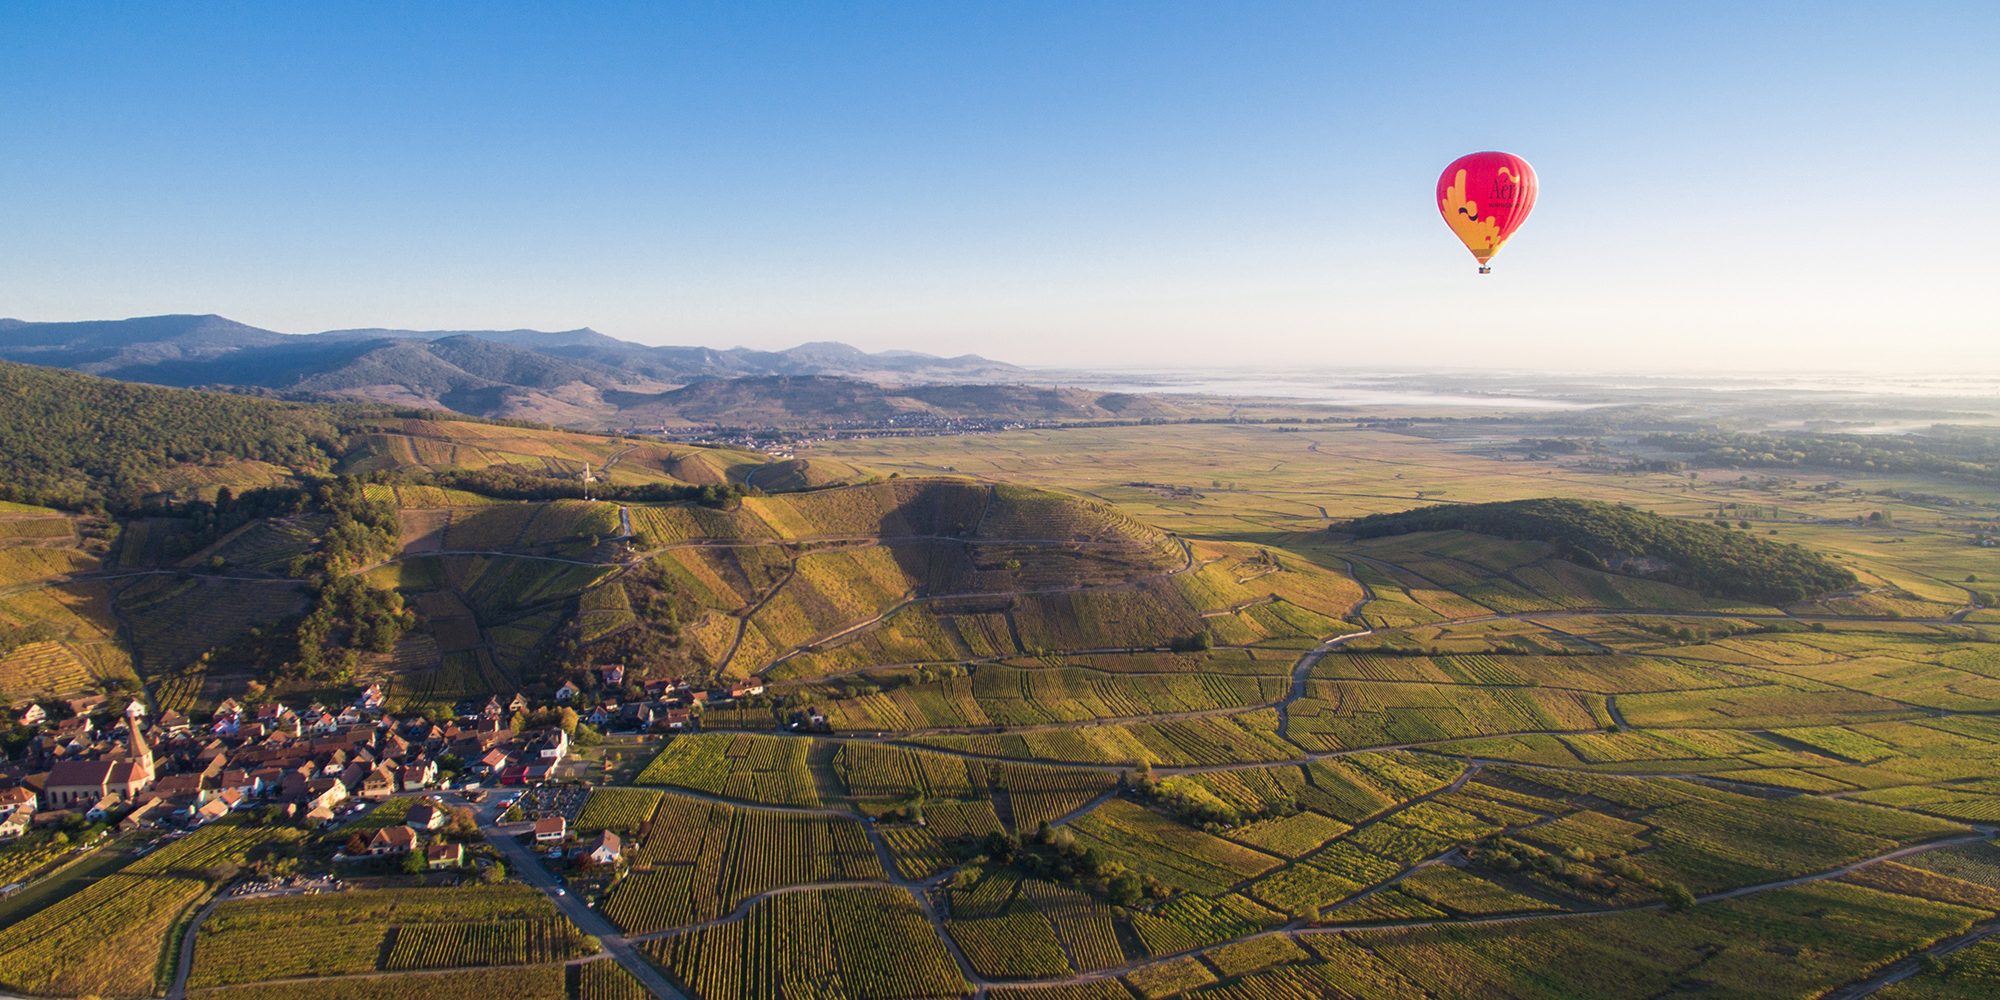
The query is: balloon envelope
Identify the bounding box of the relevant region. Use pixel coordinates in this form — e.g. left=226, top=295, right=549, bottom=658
left=1436, top=152, right=1537, bottom=267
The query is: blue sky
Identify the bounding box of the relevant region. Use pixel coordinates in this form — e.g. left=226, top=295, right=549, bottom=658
left=2, top=2, right=1994, bottom=370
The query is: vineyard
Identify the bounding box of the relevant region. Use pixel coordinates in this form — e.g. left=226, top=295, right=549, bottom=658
left=572, top=959, right=653, bottom=1000
left=604, top=792, right=883, bottom=932
left=635, top=733, right=823, bottom=807
left=575, top=786, right=665, bottom=835
left=648, top=887, right=966, bottom=1000
left=190, top=885, right=594, bottom=988
left=0, top=822, right=289, bottom=998
left=188, top=963, right=570, bottom=999
left=0, top=638, right=94, bottom=703
left=114, top=574, right=311, bottom=672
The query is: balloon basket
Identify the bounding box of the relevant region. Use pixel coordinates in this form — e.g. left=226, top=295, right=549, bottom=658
left=1478, top=266, right=1491, bottom=274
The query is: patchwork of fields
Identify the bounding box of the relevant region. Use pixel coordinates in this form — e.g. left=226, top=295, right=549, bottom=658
left=5, top=416, right=1999, bottom=999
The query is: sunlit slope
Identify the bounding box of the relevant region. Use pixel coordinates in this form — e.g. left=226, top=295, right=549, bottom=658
left=0, top=504, right=135, bottom=703
left=345, top=476, right=1368, bottom=709
left=336, top=415, right=792, bottom=487
left=609, top=480, right=1198, bottom=684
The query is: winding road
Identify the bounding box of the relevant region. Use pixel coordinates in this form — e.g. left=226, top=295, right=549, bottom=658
left=467, top=794, right=690, bottom=1000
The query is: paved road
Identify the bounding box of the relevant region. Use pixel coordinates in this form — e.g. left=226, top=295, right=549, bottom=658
left=167, top=886, right=341, bottom=1000
left=1276, top=625, right=1378, bottom=741
left=166, top=896, right=222, bottom=999
left=466, top=797, right=687, bottom=1000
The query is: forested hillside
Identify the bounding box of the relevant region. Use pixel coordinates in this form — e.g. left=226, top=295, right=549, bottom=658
left=1345, top=497, right=1856, bottom=604
left=0, top=360, right=340, bottom=510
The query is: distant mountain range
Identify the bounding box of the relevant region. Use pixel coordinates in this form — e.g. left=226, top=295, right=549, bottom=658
left=0, top=314, right=1044, bottom=427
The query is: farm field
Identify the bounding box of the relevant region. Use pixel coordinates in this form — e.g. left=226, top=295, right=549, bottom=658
left=6, top=394, right=2000, bottom=999
left=188, top=885, right=596, bottom=988
left=0, top=822, right=296, bottom=999
left=543, top=418, right=1988, bottom=999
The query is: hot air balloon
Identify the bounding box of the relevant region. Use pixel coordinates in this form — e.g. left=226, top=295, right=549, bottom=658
left=1436, top=152, right=1536, bottom=273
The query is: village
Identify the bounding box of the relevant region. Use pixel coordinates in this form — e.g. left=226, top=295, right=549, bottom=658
left=0, top=667, right=771, bottom=900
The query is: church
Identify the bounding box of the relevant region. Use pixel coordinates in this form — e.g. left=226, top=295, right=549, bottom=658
left=42, top=710, right=155, bottom=809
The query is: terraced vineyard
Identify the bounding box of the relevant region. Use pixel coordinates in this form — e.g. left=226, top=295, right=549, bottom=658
left=7, top=380, right=2000, bottom=1000
left=557, top=418, right=2000, bottom=1000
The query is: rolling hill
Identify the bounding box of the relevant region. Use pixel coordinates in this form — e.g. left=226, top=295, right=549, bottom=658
left=1343, top=497, right=1857, bottom=605
left=609, top=375, right=1203, bottom=427
left=0, top=359, right=805, bottom=511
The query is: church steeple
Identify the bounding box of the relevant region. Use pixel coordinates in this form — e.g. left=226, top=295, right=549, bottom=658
left=126, top=704, right=154, bottom=780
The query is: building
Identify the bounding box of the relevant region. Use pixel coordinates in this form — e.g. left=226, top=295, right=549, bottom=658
left=368, top=825, right=417, bottom=855
left=582, top=830, right=623, bottom=866
left=0, top=787, right=38, bottom=814
left=360, top=764, right=400, bottom=800
left=425, top=841, right=464, bottom=869
left=42, top=712, right=154, bottom=808
left=406, top=800, right=446, bottom=831
left=532, top=816, right=566, bottom=843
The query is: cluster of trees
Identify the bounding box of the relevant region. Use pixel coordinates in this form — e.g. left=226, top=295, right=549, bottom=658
left=1633, top=618, right=1825, bottom=646
left=1471, top=834, right=1694, bottom=909
left=963, top=824, right=1169, bottom=907
left=1643, top=428, right=2000, bottom=484
left=1127, top=767, right=1297, bottom=830
left=290, top=477, right=401, bottom=578
left=0, top=360, right=340, bottom=511
left=1346, top=498, right=1855, bottom=605
left=293, top=577, right=413, bottom=681
left=416, top=466, right=752, bottom=506
left=140, top=485, right=313, bottom=558
left=512, top=706, right=603, bottom=746
left=288, top=477, right=411, bottom=681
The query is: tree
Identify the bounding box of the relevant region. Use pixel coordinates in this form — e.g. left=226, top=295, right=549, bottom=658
left=482, top=860, right=507, bottom=884
left=402, top=848, right=427, bottom=875
left=1662, top=881, right=1696, bottom=911
left=1108, top=871, right=1145, bottom=907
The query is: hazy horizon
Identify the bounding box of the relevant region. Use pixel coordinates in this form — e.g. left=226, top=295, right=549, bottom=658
left=3, top=3, right=1995, bottom=372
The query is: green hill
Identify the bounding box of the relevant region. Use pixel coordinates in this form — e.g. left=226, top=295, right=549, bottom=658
left=0, top=360, right=341, bottom=510
left=0, top=360, right=802, bottom=511
left=1344, top=498, right=1855, bottom=605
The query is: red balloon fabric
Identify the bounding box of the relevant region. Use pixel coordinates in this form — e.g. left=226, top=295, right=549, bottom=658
left=1436, top=152, right=1537, bottom=268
